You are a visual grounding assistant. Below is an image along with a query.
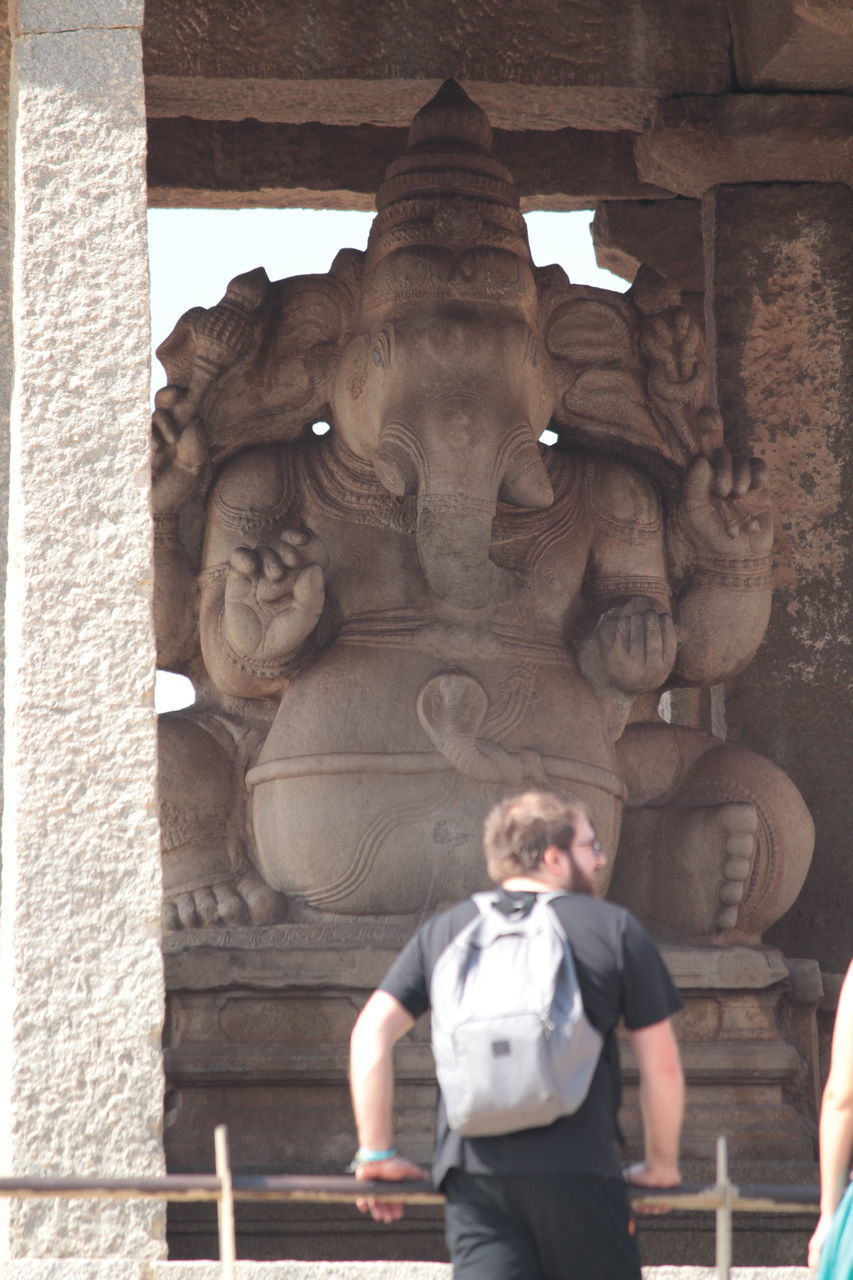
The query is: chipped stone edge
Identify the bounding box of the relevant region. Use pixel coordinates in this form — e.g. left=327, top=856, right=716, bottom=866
left=11, top=1, right=144, bottom=36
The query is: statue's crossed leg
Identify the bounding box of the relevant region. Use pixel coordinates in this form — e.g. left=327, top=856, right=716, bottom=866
left=614, top=722, right=814, bottom=943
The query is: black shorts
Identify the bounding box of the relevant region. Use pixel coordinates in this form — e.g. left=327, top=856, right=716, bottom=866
left=444, top=1169, right=642, bottom=1280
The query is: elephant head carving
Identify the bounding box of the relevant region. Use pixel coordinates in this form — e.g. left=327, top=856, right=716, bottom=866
left=156, top=80, right=721, bottom=605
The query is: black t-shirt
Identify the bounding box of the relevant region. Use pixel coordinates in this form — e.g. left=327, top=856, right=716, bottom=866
left=379, top=888, right=683, bottom=1187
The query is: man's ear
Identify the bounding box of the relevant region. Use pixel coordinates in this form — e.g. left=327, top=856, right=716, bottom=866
left=540, top=844, right=566, bottom=877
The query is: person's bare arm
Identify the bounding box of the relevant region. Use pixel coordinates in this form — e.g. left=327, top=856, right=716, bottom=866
left=625, top=1017, right=684, bottom=1188
left=349, top=990, right=425, bottom=1222
left=809, top=960, right=853, bottom=1268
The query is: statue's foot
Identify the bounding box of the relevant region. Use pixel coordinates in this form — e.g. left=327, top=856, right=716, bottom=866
left=660, top=801, right=758, bottom=938
left=162, top=869, right=283, bottom=931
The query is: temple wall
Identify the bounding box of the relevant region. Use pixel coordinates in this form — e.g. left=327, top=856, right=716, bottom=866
left=704, top=184, right=852, bottom=973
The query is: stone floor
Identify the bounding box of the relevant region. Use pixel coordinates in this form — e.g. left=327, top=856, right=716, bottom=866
left=0, top=1264, right=814, bottom=1279
left=154, top=1266, right=813, bottom=1279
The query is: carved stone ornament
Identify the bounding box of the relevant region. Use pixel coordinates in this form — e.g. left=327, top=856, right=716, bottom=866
left=151, top=80, right=813, bottom=945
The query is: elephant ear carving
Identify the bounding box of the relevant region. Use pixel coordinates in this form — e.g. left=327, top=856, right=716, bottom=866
left=539, top=264, right=722, bottom=491
left=155, top=254, right=361, bottom=467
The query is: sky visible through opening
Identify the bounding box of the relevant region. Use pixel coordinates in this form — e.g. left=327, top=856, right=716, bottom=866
left=150, top=208, right=629, bottom=712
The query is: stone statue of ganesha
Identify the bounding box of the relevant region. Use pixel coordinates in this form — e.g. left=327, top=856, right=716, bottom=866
left=151, top=81, right=813, bottom=945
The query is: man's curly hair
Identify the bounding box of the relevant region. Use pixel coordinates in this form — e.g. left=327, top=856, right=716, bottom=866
left=483, top=790, right=588, bottom=884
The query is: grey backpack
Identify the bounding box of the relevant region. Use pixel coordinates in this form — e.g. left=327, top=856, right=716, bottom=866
left=429, top=891, right=604, bottom=1137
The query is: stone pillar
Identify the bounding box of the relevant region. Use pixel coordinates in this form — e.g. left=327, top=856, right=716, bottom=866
left=703, top=183, right=852, bottom=972
left=0, top=0, right=166, bottom=1261
left=0, top=1, right=11, bottom=875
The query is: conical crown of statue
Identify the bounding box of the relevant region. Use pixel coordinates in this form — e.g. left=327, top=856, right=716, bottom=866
left=365, top=79, right=532, bottom=270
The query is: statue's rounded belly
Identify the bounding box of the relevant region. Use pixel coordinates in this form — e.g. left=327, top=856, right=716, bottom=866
left=248, top=644, right=623, bottom=914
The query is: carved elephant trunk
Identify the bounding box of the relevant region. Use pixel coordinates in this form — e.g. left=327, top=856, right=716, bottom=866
left=375, top=407, right=554, bottom=610
left=414, top=492, right=497, bottom=609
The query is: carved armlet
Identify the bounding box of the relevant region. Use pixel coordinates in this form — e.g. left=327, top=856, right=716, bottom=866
left=691, top=553, right=772, bottom=590
left=585, top=574, right=672, bottom=602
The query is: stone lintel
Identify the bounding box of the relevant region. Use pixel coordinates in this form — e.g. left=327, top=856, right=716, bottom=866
left=730, top=0, right=853, bottom=90
left=591, top=198, right=703, bottom=291
left=636, top=95, right=853, bottom=196
left=12, top=1, right=143, bottom=34
left=146, top=118, right=672, bottom=210
left=144, top=77, right=664, bottom=133
left=141, top=0, right=731, bottom=129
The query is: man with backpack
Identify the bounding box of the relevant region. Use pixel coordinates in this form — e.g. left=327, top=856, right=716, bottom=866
left=349, top=790, right=685, bottom=1279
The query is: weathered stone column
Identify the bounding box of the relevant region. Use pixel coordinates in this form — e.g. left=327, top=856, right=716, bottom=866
left=0, top=0, right=166, bottom=1261
left=703, top=183, right=852, bottom=972
left=0, top=1, right=11, bottom=853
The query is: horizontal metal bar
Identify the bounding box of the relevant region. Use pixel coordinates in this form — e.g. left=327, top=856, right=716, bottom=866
left=0, top=1175, right=819, bottom=1213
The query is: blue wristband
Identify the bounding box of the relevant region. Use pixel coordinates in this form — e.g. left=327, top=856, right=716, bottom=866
left=349, top=1146, right=397, bottom=1171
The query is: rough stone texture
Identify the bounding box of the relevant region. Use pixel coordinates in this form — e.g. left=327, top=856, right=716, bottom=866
left=13, top=1, right=144, bottom=34
left=152, top=1270, right=813, bottom=1280
left=635, top=96, right=853, bottom=197
left=0, top=2, right=10, bottom=879
left=0, top=1266, right=816, bottom=1279
left=0, top=18, right=166, bottom=1262
left=157, top=1269, right=453, bottom=1280
left=591, top=199, right=703, bottom=293
left=703, top=184, right=852, bottom=974
left=146, top=119, right=669, bottom=212
left=141, top=0, right=731, bottom=128
left=0, top=1265, right=147, bottom=1279
left=152, top=1270, right=808, bottom=1279
left=730, top=0, right=853, bottom=90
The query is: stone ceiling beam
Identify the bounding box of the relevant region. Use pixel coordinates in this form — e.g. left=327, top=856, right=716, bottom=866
left=591, top=199, right=703, bottom=292
left=730, top=0, right=853, bottom=90
left=146, top=118, right=671, bottom=210
left=141, top=0, right=731, bottom=132
left=636, top=95, right=853, bottom=198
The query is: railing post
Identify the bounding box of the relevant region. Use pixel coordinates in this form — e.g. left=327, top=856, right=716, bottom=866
left=715, top=1134, right=733, bottom=1280
left=214, top=1125, right=236, bottom=1280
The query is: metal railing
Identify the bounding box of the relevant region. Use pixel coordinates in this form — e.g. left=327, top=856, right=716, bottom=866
left=0, top=1130, right=818, bottom=1280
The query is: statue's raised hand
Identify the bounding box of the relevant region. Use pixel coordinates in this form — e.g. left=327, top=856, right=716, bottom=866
left=223, top=529, right=327, bottom=666
left=151, top=385, right=207, bottom=516
left=581, top=596, right=676, bottom=698
left=679, top=449, right=772, bottom=559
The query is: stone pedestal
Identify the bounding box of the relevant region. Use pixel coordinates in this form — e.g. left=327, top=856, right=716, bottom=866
left=163, top=929, right=820, bottom=1264
left=0, top=1, right=166, bottom=1261
left=703, top=184, right=853, bottom=975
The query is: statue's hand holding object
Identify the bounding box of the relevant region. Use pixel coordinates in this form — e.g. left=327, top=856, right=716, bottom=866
left=224, top=529, right=327, bottom=666
left=580, top=596, right=677, bottom=699
left=150, top=385, right=207, bottom=516
left=679, top=448, right=773, bottom=561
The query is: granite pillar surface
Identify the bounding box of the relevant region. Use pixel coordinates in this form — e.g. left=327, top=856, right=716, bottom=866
left=703, top=183, right=852, bottom=972
left=0, top=0, right=166, bottom=1261
left=0, top=1, right=10, bottom=875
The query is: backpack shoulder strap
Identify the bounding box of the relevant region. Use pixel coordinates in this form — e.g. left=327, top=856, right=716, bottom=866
left=535, top=890, right=571, bottom=935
